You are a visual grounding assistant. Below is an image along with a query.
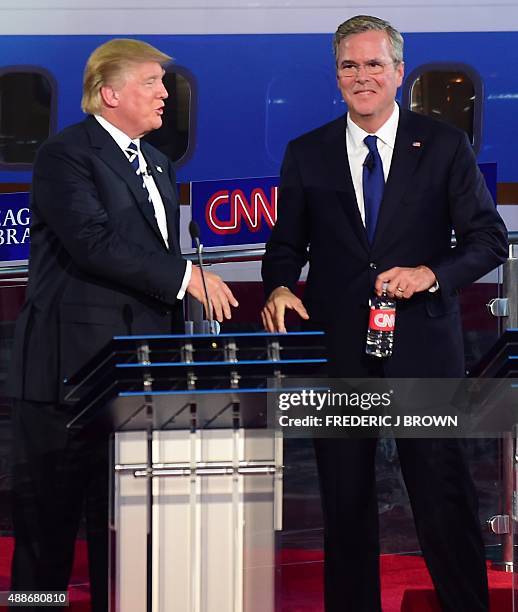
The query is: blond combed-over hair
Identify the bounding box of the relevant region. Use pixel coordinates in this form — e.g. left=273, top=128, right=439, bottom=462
left=81, top=38, right=172, bottom=115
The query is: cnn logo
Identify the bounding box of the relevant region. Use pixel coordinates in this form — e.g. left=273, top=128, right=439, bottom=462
left=369, top=310, right=395, bottom=332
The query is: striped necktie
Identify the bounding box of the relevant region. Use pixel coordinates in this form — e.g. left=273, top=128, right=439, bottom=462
left=125, top=141, right=152, bottom=202
left=125, top=141, right=140, bottom=172
left=124, top=141, right=169, bottom=247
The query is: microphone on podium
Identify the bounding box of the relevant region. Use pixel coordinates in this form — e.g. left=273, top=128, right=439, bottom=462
left=189, top=220, right=219, bottom=334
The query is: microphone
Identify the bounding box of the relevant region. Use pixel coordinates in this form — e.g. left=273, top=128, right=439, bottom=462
left=363, top=152, right=374, bottom=171
left=189, top=220, right=218, bottom=334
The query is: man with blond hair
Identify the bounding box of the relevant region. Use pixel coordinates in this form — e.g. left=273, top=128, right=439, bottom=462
left=262, top=15, right=507, bottom=612
left=8, top=38, right=237, bottom=610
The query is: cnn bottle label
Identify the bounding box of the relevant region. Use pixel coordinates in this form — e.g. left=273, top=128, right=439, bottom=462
left=368, top=308, right=396, bottom=332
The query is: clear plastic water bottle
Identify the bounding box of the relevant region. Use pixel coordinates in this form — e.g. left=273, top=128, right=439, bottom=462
left=365, top=290, right=396, bottom=358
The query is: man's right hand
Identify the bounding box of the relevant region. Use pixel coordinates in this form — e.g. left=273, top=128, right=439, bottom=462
left=187, top=265, right=239, bottom=322
left=261, top=286, right=309, bottom=333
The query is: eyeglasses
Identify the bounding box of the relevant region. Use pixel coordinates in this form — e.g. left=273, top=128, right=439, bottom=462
left=338, top=60, right=399, bottom=78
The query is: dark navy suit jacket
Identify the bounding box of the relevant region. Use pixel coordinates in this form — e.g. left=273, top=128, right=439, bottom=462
left=9, top=115, right=186, bottom=402
left=262, top=109, right=508, bottom=377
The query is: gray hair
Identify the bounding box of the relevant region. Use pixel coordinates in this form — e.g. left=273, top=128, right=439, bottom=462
left=333, top=15, right=404, bottom=64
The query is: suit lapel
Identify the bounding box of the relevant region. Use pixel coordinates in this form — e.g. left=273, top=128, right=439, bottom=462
left=84, top=116, right=166, bottom=247
left=324, top=116, right=370, bottom=252
left=373, top=110, right=425, bottom=247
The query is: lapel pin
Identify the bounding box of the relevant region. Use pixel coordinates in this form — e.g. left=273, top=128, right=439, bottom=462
left=412, top=141, right=422, bottom=148
left=156, top=165, right=163, bottom=173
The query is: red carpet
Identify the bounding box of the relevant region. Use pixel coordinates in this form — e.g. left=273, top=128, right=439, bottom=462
left=279, top=549, right=513, bottom=611
left=0, top=539, right=512, bottom=610
left=0, top=538, right=90, bottom=611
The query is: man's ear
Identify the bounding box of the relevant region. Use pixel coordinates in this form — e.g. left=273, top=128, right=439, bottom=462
left=396, top=61, right=405, bottom=88
left=100, top=85, right=120, bottom=108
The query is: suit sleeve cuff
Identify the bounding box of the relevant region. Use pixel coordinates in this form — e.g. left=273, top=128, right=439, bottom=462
left=176, top=259, right=192, bottom=300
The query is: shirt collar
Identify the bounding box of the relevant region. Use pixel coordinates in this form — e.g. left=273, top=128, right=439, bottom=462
left=94, top=115, right=141, bottom=152
left=346, top=102, right=399, bottom=150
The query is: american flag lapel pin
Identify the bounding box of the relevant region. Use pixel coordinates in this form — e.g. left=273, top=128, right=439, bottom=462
left=412, top=141, right=422, bottom=148
left=156, top=165, right=163, bottom=173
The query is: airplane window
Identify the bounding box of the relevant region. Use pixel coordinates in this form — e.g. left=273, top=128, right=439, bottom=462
left=403, top=64, right=482, bottom=154
left=0, top=70, right=55, bottom=167
left=143, top=68, right=195, bottom=167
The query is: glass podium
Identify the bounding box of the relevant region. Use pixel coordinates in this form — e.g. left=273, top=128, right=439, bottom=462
left=64, top=331, right=326, bottom=612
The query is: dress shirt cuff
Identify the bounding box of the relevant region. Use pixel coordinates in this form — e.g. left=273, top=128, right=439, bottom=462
left=428, top=280, right=440, bottom=293
left=177, top=259, right=192, bottom=300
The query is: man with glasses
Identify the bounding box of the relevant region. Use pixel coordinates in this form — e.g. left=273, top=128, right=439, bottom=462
left=262, top=15, right=507, bottom=612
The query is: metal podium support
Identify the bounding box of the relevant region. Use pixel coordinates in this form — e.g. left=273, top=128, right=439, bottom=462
left=113, top=422, right=281, bottom=611
left=65, top=331, right=326, bottom=612
left=470, top=329, right=518, bottom=572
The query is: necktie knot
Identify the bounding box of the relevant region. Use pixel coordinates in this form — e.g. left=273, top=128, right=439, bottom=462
left=125, top=141, right=139, bottom=171
left=364, top=134, right=378, bottom=152
left=364, top=135, right=380, bottom=167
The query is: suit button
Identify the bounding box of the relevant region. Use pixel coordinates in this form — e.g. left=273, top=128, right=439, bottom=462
left=369, top=262, right=377, bottom=269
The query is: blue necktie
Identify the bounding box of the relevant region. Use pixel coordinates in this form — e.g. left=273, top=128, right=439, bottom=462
left=125, top=141, right=140, bottom=172
left=362, top=135, right=384, bottom=244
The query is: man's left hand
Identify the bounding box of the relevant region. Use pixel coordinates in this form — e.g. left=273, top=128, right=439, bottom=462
left=375, top=265, right=437, bottom=299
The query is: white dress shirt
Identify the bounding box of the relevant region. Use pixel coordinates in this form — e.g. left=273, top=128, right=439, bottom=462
left=94, top=115, right=191, bottom=299
left=346, top=102, right=399, bottom=225
left=345, top=104, right=438, bottom=292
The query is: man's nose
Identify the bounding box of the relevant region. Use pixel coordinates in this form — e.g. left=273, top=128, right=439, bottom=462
left=158, top=81, right=168, bottom=99
left=355, top=65, right=371, bottom=80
